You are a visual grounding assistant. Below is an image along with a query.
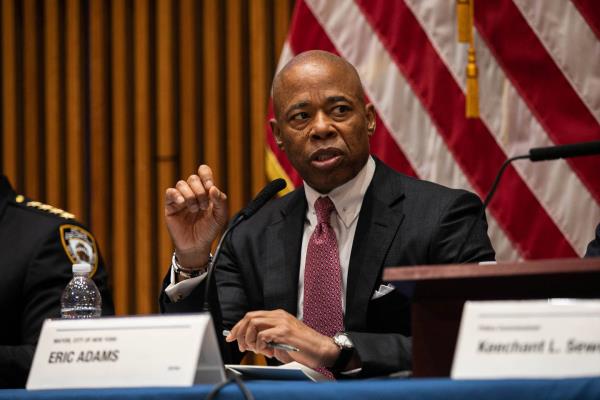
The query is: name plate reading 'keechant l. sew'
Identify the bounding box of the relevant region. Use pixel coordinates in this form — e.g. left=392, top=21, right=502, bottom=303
left=26, top=314, right=225, bottom=390
left=452, top=300, right=600, bottom=379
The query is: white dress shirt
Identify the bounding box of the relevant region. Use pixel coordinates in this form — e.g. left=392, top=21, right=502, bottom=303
left=166, top=156, right=376, bottom=320
left=297, top=156, right=375, bottom=319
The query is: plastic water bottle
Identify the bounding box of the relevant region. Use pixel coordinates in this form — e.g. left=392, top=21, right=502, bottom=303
left=60, top=263, right=102, bottom=319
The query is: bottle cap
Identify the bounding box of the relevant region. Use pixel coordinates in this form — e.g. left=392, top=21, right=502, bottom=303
left=72, top=263, right=92, bottom=273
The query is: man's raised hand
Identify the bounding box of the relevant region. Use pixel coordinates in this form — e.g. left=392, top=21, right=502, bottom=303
left=164, top=165, right=228, bottom=269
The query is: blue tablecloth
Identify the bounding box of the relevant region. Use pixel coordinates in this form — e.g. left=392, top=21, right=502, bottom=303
left=2, top=377, right=600, bottom=400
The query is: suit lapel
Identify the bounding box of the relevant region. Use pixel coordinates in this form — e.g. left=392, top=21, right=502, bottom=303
left=345, top=161, right=405, bottom=330
left=263, top=188, right=307, bottom=316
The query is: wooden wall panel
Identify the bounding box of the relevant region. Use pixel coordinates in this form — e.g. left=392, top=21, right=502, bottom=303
left=111, top=0, right=132, bottom=315
left=43, top=0, right=62, bottom=207
left=274, top=0, right=292, bottom=64
left=249, top=0, right=268, bottom=195
left=156, top=0, right=176, bottom=289
left=89, top=0, right=110, bottom=273
left=0, top=0, right=295, bottom=315
left=178, top=0, right=199, bottom=179
left=226, top=0, right=245, bottom=213
left=23, top=0, right=41, bottom=199
left=65, top=0, right=84, bottom=218
left=202, top=0, right=223, bottom=187
left=2, top=0, right=18, bottom=180
left=133, top=0, right=154, bottom=314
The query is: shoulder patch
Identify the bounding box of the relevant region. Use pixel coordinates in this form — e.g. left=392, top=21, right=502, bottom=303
left=25, top=200, right=75, bottom=219
left=59, top=224, right=99, bottom=277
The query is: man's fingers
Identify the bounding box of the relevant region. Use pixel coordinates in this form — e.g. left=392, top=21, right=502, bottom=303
left=209, top=186, right=227, bottom=211
left=175, top=180, right=200, bottom=213
left=165, top=188, right=187, bottom=216
left=165, top=188, right=185, bottom=207
left=255, top=327, right=281, bottom=355
left=229, top=318, right=250, bottom=352
left=273, top=348, right=293, bottom=364
left=244, top=323, right=259, bottom=352
left=197, top=165, right=214, bottom=190
left=186, top=175, right=209, bottom=210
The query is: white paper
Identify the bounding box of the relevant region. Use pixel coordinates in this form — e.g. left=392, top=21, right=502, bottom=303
left=225, top=361, right=331, bottom=382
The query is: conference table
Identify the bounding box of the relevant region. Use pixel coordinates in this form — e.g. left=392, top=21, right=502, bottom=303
left=5, top=259, right=598, bottom=399
left=2, top=377, right=600, bottom=400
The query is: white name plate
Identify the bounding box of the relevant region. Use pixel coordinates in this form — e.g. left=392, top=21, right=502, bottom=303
left=452, top=300, right=600, bottom=379
left=26, top=313, right=225, bottom=390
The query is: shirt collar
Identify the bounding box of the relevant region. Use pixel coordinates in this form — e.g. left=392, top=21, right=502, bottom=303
left=304, top=156, right=375, bottom=228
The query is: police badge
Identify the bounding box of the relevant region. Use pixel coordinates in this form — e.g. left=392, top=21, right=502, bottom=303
left=59, top=224, right=99, bottom=277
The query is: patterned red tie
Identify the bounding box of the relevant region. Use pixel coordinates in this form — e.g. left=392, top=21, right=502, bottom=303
left=303, top=197, right=344, bottom=377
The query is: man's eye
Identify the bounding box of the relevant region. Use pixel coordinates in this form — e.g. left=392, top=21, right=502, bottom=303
left=333, top=105, right=350, bottom=114
left=292, top=112, right=309, bottom=120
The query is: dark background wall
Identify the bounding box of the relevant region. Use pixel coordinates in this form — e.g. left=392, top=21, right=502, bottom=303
left=0, top=0, right=294, bottom=314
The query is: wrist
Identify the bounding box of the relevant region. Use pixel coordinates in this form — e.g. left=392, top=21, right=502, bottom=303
left=321, top=335, right=342, bottom=368
left=173, top=252, right=211, bottom=282
left=330, top=332, right=355, bottom=372
left=174, top=247, right=211, bottom=269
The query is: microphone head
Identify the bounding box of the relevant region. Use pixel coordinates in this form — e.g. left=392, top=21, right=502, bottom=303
left=529, top=140, right=600, bottom=162
left=241, top=178, right=287, bottom=219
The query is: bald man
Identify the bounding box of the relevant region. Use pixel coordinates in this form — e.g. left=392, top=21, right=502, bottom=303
left=160, top=50, right=495, bottom=378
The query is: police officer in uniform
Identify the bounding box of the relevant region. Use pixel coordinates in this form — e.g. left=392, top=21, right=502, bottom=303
left=0, top=175, right=115, bottom=388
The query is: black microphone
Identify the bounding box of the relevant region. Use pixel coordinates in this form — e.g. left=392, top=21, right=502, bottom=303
left=202, top=178, right=287, bottom=311
left=455, top=140, right=600, bottom=260
left=239, top=178, right=288, bottom=219
left=529, top=140, right=600, bottom=161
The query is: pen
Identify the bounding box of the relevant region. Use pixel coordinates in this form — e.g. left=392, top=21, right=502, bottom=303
left=222, top=330, right=300, bottom=352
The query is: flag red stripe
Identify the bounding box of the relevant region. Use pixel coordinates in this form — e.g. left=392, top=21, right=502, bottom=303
left=370, top=114, right=418, bottom=178
left=475, top=0, right=600, bottom=203
left=288, top=1, right=338, bottom=54
left=283, top=1, right=418, bottom=179
left=355, top=0, right=577, bottom=258
left=572, top=0, right=600, bottom=41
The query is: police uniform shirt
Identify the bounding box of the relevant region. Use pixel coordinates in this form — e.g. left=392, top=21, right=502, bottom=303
left=0, top=175, right=115, bottom=388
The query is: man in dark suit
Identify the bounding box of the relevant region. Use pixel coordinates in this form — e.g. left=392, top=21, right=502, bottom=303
left=160, top=50, right=494, bottom=377
left=585, top=223, right=600, bottom=257
left=0, top=175, right=114, bottom=388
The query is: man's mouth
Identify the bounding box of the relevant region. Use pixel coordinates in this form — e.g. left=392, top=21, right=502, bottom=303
left=310, top=148, right=343, bottom=169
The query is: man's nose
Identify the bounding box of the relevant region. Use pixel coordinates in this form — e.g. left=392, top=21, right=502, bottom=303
left=309, top=111, right=336, bottom=140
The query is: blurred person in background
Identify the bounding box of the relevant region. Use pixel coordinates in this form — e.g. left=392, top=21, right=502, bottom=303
left=0, top=174, right=114, bottom=388
left=585, top=223, right=600, bottom=257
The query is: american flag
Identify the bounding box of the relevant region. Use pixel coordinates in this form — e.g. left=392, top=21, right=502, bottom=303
left=265, top=0, right=600, bottom=261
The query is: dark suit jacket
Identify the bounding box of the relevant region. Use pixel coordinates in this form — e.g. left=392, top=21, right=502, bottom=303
left=160, top=159, right=495, bottom=377
left=585, top=223, right=600, bottom=257
left=0, top=176, right=114, bottom=388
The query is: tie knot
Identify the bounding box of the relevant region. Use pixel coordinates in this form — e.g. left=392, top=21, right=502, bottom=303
left=314, top=196, right=335, bottom=224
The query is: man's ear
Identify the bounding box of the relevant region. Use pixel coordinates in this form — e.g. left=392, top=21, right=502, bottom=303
left=269, top=119, right=284, bottom=150
left=365, top=103, right=376, bottom=136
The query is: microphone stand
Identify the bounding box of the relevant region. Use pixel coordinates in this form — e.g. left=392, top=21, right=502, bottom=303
left=455, top=154, right=529, bottom=261
left=456, top=140, right=600, bottom=260
left=200, top=178, right=287, bottom=312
